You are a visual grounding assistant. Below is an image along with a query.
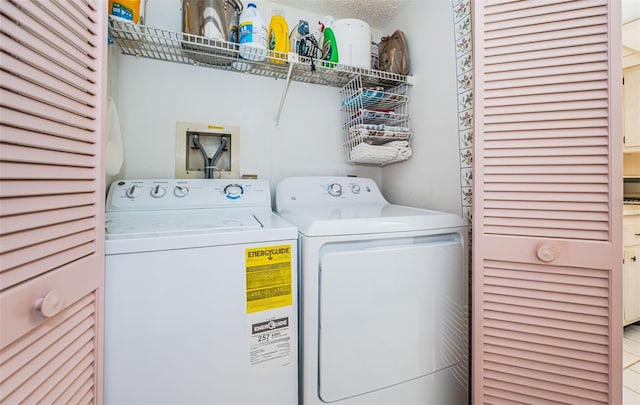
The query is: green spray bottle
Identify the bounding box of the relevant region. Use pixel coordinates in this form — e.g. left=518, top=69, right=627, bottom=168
left=319, top=15, right=338, bottom=67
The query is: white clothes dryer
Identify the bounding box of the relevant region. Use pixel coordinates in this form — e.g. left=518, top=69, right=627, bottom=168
left=104, top=179, right=297, bottom=404
left=275, top=176, right=469, bottom=404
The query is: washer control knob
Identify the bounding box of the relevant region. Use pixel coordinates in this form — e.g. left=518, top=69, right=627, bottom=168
left=224, top=184, right=244, bottom=199
left=350, top=184, right=361, bottom=194
left=125, top=185, right=141, bottom=198
left=328, top=183, right=342, bottom=197
left=174, top=185, right=190, bottom=198
left=150, top=185, right=167, bottom=198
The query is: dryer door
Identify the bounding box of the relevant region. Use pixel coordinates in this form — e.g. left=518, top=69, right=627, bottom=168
left=318, top=235, right=465, bottom=402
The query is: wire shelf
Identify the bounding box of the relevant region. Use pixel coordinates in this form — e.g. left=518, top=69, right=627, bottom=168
left=344, top=109, right=410, bottom=128
left=108, top=17, right=411, bottom=89
left=341, top=88, right=408, bottom=110
left=341, top=76, right=412, bottom=166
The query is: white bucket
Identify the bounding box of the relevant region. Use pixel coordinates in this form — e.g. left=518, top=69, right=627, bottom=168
left=332, top=19, right=371, bottom=69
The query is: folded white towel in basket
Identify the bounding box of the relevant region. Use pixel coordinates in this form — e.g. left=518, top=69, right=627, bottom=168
left=350, top=141, right=412, bottom=164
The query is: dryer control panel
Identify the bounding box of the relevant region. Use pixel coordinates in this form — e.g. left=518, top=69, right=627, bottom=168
left=107, top=179, right=271, bottom=211
left=276, top=176, right=387, bottom=211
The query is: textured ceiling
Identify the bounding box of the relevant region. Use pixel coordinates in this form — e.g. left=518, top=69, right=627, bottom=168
left=269, top=0, right=404, bottom=30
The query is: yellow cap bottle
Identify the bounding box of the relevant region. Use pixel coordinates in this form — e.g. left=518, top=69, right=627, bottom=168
left=268, top=10, right=290, bottom=65
left=109, top=0, right=142, bottom=24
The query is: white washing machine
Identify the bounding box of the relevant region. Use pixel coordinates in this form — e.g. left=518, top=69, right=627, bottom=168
left=275, top=176, right=469, bottom=404
left=104, top=179, right=298, bottom=404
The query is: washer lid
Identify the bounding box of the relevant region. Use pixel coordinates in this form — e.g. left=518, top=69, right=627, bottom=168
left=278, top=204, right=467, bottom=236
left=105, top=211, right=298, bottom=255
left=105, top=209, right=262, bottom=240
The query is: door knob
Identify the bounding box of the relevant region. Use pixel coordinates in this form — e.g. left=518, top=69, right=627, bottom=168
left=537, top=246, right=555, bottom=262
left=34, top=290, right=65, bottom=318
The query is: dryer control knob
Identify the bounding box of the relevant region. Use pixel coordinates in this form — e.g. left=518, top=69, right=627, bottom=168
left=350, top=184, right=361, bottom=194
left=328, top=183, right=342, bottom=197
left=150, top=185, right=167, bottom=198
left=125, top=185, right=141, bottom=198
left=174, top=185, right=190, bottom=197
left=224, top=184, right=244, bottom=199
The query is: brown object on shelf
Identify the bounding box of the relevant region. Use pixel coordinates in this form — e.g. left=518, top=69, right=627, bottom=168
left=378, top=30, right=409, bottom=75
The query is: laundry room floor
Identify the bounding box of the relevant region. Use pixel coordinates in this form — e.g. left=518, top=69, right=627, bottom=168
left=625, top=323, right=640, bottom=404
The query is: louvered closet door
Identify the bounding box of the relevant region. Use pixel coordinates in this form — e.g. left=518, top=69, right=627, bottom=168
left=473, top=1, right=622, bottom=404
left=0, top=0, right=106, bottom=403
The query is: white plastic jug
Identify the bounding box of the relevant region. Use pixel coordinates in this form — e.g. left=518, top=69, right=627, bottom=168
left=237, top=3, right=267, bottom=61
left=332, top=18, right=371, bottom=69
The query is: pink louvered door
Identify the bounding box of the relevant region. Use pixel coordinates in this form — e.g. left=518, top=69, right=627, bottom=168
left=0, top=0, right=106, bottom=402
left=473, top=1, right=622, bottom=404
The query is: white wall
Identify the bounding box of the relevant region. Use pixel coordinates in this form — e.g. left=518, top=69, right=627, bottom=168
left=109, top=0, right=382, bottom=191
left=380, top=1, right=462, bottom=216
left=109, top=0, right=462, bottom=203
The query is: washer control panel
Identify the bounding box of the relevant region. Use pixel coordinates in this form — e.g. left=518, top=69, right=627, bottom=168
left=107, top=179, right=271, bottom=211
left=276, top=176, right=387, bottom=211
left=320, top=180, right=376, bottom=199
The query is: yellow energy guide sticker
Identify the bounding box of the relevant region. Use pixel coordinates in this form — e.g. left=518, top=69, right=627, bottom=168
left=246, top=245, right=292, bottom=313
